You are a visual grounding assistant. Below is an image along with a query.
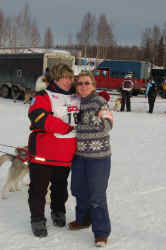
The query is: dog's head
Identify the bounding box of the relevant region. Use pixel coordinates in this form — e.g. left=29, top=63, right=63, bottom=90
left=24, top=89, right=36, bottom=104
left=115, top=98, right=121, bottom=103
left=15, top=146, right=28, bottom=159
left=35, top=75, right=49, bottom=92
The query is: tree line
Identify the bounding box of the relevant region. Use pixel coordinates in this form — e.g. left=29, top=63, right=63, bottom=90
left=0, top=4, right=166, bottom=67
left=0, top=3, right=53, bottom=49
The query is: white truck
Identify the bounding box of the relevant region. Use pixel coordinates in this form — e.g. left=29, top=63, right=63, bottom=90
left=0, top=50, right=75, bottom=100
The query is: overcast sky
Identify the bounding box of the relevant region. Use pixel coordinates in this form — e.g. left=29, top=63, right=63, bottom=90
left=0, top=0, right=166, bottom=46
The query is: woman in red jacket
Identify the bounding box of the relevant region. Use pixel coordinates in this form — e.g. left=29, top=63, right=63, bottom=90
left=28, top=63, right=80, bottom=237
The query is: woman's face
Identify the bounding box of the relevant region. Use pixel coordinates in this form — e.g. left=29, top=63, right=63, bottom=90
left=76, top=76, right=95, bottom=98
left=55, top=76, right=73, bottom=91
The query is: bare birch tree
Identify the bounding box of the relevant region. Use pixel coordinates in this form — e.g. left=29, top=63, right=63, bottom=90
left=152, top=25, right=161, bottom=47
left=67, top=32, right=73, bottom=46
left=0, top=4, right=41, bottom=49
left=43, top=27, right=54, bottom=48
left=141, top=26, right=162, bottom=64
left=96, top=14, right=115, bottom=47
left=141, top=28, right=153, bottom=62
left=2, top=16, right=11, bottom=47
left=76, top=12, right=96, bottom=45
left=11, top=3, right=40, bottom=48
left=20, top=3, right=33, bottom=46
left=0, top=9, right=5, bottom=47
left=96, top=14, right=115, bottom=58
left=31, top=18, right=40, bottom=47
left=141, top=27, right=152, bottom=47
left=156, top=36, right=165, bottom=66
left=76, top=12, right=96, bottom=56
left=162, top=21, right=166, bottom=46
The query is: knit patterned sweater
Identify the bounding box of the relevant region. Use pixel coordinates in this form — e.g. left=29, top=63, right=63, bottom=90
left=75, top=92, right=113, bottom=159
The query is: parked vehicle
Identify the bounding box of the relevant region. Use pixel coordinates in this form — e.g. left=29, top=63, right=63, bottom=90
left=151, top=68, right=166, bottom=98
left=0, top=51, right=75, bottom=100
left=93, top=60, right=151, bottom=95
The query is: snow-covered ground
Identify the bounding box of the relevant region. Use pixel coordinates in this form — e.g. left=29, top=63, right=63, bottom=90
left=0, top=95, right=166, bottom=250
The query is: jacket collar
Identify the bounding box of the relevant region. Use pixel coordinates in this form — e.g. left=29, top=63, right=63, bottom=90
left=47, top=80, right=75, bottom=95
left=81, top=92, right=97, bottom=103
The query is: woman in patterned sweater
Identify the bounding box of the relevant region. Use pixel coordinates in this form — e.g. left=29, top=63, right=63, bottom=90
left=68, top=71, right=113, bottom=247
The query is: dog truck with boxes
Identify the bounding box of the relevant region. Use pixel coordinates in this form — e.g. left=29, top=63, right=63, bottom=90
left=0, top=51, right=75, bottom=100
left=150, top=68, right=166, bottom=98
left=93, top=60, right=151, bottom=95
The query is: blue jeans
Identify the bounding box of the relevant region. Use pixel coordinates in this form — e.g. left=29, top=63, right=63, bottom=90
left=71, top=155, right=111, bottom=238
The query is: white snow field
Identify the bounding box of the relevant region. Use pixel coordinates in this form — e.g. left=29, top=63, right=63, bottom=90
left=0, top=95, right=166, bottom=250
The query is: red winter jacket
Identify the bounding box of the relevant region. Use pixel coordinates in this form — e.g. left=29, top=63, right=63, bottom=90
left=28, top=82, right=79, bottom=167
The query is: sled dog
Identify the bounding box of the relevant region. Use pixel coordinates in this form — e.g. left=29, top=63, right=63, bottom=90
left=23, top=88, right=36, bottom=104
left=23, top=75, right=50, bottom=104
left=11, top=86, right=24, bottom=103
left=0, top=147, right=29, bottom=199
left=0, top=146, right=51, bottom=202
left=112, top=97, right=121, bottom=111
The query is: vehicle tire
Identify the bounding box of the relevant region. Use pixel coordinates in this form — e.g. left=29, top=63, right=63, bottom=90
left=0, top=85, right=11, bottom=98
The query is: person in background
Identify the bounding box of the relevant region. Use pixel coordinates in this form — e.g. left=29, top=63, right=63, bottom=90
left=120, top=74, right=134, bottom=112
left=68, top=71, right=113, bottom=248
left=27, top=63, right=80, bottom=237
left=145, top=79, right=158, bottom=113
left=45, top=67, right=49, bottom=76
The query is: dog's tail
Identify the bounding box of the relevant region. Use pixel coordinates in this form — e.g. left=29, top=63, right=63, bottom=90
left=0, top=154, right=15, bottom=167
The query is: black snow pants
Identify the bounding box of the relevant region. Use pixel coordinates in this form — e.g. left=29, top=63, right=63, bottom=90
left=28, top=163, right=70, bottom=222
left=120, top=90, right=132, bottom=111
left=148, top=94, right=157, bottom=113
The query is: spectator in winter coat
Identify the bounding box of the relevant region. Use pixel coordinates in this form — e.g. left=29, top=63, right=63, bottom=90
left=27, top=63, right=80, bottom=237
left=145, top=79, right=158, bottom=113
left=120, top=74, right=134, bottom=112
left=68, top=71, right=113, bottom=247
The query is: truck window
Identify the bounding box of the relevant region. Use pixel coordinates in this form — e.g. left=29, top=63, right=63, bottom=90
left=102, top=71, right=107, bottom=77
left=93, top=70, right=100, bottom=76
left=112, top=71, right=124, bottom=77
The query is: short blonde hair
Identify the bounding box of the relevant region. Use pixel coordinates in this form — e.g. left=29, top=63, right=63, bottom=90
left=78, top=70, right=96, bottom=89
left=51, top=63, right=74, bottom=81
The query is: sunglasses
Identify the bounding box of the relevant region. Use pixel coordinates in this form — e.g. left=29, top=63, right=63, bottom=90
left=76, top=81, right=90, bottom=86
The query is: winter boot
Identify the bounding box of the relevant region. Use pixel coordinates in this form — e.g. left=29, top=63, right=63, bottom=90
left=31, top=220, right=48, bottom=238
left=95, top=237, right=108, bottom=247
left=68, top=221, right=91, bottom=230
left=51, top=211, right=66, bottom=227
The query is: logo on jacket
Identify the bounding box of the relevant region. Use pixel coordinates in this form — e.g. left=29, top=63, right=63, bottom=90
left=68, top=106, right=79, bottom=112
left=51, top=94, right=59, bottom=99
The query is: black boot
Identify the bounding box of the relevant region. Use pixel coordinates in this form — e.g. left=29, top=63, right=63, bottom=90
left=31, top=220, right=48, bottom=237
left=51, top=212, right=66, bottom=227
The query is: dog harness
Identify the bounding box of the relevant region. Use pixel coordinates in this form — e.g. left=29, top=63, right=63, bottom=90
left=16, top=147, right=29, bottom=165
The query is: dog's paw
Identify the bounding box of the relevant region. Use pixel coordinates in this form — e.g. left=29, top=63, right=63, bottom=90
left=1, top=195, right=7, bottom=200
left=22, top=182, right=29, bottom=186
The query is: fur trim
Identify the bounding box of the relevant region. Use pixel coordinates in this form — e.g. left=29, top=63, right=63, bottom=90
left=35, top=76, right=49, bottom=91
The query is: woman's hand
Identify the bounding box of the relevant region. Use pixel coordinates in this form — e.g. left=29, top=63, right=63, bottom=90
left=98, top=110, right=113, bottom=122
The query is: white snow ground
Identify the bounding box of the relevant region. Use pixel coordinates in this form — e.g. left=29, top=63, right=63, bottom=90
left=0, top=95, right=166, bottom=250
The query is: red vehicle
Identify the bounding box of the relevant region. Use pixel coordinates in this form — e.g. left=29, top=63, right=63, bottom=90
left=93, top=60, right=151, bottom=95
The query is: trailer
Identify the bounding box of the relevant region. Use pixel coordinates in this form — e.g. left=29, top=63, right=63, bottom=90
left=0, top=51, right=75, bottom=99
left=93, top=60, right=151, bottom=95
